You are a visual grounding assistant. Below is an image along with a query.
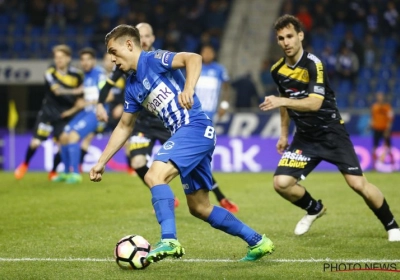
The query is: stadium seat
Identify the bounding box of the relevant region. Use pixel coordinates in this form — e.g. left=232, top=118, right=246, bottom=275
left=374, top=81, right=390, bottom=92
left=331, top=22, right=346, bottom=38
left=335, top=95, right=349, bottom=108
left=0, top=14, right=10, bottom=25
left=0, top=24, right=7, bottom=36
left=337, top=80, right=353, bottom=95
left=357, top=67, right=374, bottom=80
left=355, top=81, right=371, bottom=96
left=311, top=36, right=326, bottom=53
left=65, top=26, right=78, bottom=37
left=14, top=13, right=28, bottom=25
left=382, top=37, right=398, bottom=53
left=47, top=25, right=61, bottom=37
left=13, top=39, right=26, bottom=53
left=380, top=54, right=394, bottom=67
left=184, top=35, right=200, bottom=52
left=376, top=68, right=392, bottom=80
left=30, top=26, right=43, bottom=37
left=351, top=23, right=365, bottom=40
left=29, top=40, right=43, bottom=53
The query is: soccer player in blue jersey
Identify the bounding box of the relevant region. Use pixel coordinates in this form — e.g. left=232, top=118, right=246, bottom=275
left=97, top=23, right=239, bottom=213
left=54, top=48, right=110, bottom=183
left=90, top=25, right=274, bottom=262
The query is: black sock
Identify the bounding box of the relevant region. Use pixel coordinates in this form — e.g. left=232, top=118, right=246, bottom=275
left=211, top=176, right=225, bottom=201
left=24, top=146, right=37, bottom=165
left=371, top=199, right=399, bottom=231
left=80, top=148, right=88, bottom=165
left=51, top=152, right=62, bottom=172
left=292, top=190, right=322, bottom=215
left=135, top=165, right=149, bottom=185
left=126, top=155, right=131, bottom=169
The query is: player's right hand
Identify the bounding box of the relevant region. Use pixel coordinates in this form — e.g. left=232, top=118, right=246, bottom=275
left=90, top=163, right=105, bottom=182
left=178, top=89, right=194, bottom=110
left=96, top=103, right=109, bottom=122
left=276, top=136, right=289, bottom=154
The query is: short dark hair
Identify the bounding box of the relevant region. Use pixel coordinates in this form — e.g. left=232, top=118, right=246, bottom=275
left=79, top=47, right=96, bottom=58
left=105, top=24, right=141, bottom=46
left=52, top=44, right=72, bottom=57
left=274, top=14, right=303, bottom=33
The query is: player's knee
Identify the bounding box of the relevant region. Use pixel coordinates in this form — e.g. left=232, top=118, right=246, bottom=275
left=59, top=133, right=69, bottom=145
left=188, top=204, right=208, bottom=220
left=347, top=176, right=367, bottom=194
left=68, top=131, right=80, bottom=143
left=30, top=138, right=42, bottom=149
left=273, top=175, right=295, bottom=193
left=131, top=155, right=147, bottom=169
left=144, top=170, right=159, bottom=187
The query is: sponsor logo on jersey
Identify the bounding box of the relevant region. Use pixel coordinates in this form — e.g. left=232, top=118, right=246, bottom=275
left=314, top=86, right=325, bottom=95
left=278, top=150, right=311, bottom=169
left=142, top=82, right=174, bottom=114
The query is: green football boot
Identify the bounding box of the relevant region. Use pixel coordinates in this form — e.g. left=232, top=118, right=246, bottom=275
left=65, top=173, right=82, bottom=184
left=146, top=239, right=185, bottom=263
left=51, top=172, right=68, bottom=182
left=240, top=234, right=275, bottom=262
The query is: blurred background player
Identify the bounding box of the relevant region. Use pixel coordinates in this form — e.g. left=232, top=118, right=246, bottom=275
left=97, top=22, right=238, bottom=212
left=53, top=47, right=110, bottom=184
left=14, top=44, right=84, bottom=180
left=78, top=52, right=128, bottom=174
left=370, top=91, right=394, bottom=170
left=195, top=44, right=238, bottom=212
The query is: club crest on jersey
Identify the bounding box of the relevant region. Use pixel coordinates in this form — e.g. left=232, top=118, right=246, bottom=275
left=143, top=78, right=150, bottom=90
left=142, top=82, right=174, bottom=115
left=163, top=141, right=174, bottom=150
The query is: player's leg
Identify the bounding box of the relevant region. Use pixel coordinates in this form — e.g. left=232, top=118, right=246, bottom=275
left=343, top=174, right=400, bottom=241
left=184, top=156, right=274, bottom=261
left=273, top=139, right=326, bottom=235
left=48, top=118, right=71, bottom=180
left=211, top=175, right=239, bottom=213
left=66, top=112, right=99, bottom=183
left=79, top=132, right=94, bottom=172
left=328, top=125, right=399, bottom=241
left=14, top=112, right=52, bottom=179
left=144, top=160, right=183, bottom=262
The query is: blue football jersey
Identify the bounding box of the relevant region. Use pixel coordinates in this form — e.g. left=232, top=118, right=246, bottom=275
left=194, top=62, right=229, bottom=120
left=124, top=50, right=209, bottom=134
left=83, top=66, right=106, bottom=111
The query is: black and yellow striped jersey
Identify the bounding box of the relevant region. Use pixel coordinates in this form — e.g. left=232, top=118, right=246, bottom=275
left=271, top=51, right=343, bottom=138
left=42, top=65, right=84, bottom=115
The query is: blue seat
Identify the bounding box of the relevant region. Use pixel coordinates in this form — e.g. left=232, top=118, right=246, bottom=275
left=0, top=40, right=8, bottom=52
left=374, top=81, right=390, bottom=92
left=311, top=36, right=326, bottom=53
left=12, top=26, right=25, bottom=36
left=30, top=26, right=43, bottom=36
left=355, top=82, right=371, bottom=96
left=383, top=37, right=398, bottom=52
left=65, top=26, right=78, bottom=37
left=83, top=26, right=94, bottom=36
left=337, top=80, right=353, bottom=95
left=0, top=24, right=7, bottom=36
left=336, top=95, right=349, bottom=108
left=29, top=40, right=43, bottom=52
left=184, top=35, right=200, bottom=52
left=14, top=13, right=28, bottom=25
left=380, top=54, right=395, bottom=67
left=352, top=23, right=365, bottom=40
left=352, top=95, right=369, bottom=108
left=0, top=14, right=10, bottom=25
left=331, top=22, right=346, bottom=38
left=47, top=25, right=60, bottom=37
left=13, top=39, right=26, bottom=53
left=358, top=67, right=374, bottom=80
left=377, top=68, right=392, bottom=80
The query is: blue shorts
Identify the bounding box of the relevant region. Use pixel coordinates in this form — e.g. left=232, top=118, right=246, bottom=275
left=64, top=110, right=105, bottom=138
left=154, top=121, right=216, bottom=195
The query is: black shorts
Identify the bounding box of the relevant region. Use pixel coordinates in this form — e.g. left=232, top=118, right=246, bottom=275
left=373, top=129, right=391, bottom=148
left=274, top=123, right=363, bottom=179
left=32, top=109, right=70, bottom=141
left=128, top=122, right=171, bottom=158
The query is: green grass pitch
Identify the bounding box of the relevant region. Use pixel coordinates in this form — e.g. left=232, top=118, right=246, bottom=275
left=1, top=171, right=400, bottom=280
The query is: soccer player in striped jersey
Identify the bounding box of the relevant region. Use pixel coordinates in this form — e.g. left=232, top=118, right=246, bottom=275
left=14, top=45, right=84, bottom=180
left=97, top=23, right=238, bottom=213
left=90, top=24, right=274, bottom=262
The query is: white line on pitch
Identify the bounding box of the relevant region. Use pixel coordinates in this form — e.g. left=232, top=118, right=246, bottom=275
left=1, top=258, right=400, bottom=263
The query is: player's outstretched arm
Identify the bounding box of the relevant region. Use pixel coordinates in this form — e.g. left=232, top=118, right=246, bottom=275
left=90, top=111, right=138, bottom=182
left=171, top=52, right=202, bottom=110
left=260, top=95, right=323, bottom=112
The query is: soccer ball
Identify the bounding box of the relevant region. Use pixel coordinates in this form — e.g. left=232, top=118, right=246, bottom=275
left=114, top=234, right=151, bottom=269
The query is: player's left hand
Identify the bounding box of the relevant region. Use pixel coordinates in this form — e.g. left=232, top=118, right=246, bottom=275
left=178, top=89, right=194, bottom=110
left=90, top=163, right=105, bottom=182
left=259, top=95, right=283, bottom=111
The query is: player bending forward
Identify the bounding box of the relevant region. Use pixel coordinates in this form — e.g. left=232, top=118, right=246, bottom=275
left=262, top=14, right=400, bottom=241
left=90, top=25, right=275, bottom=262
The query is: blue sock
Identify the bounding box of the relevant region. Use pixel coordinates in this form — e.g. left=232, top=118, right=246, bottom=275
left=207, top=206, right=262, bottom=246
left=60, top=145, right=70, bottom=173
left=68, top=142, right=80, bottom=174
left=151, top=184, right=176, bottom=240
